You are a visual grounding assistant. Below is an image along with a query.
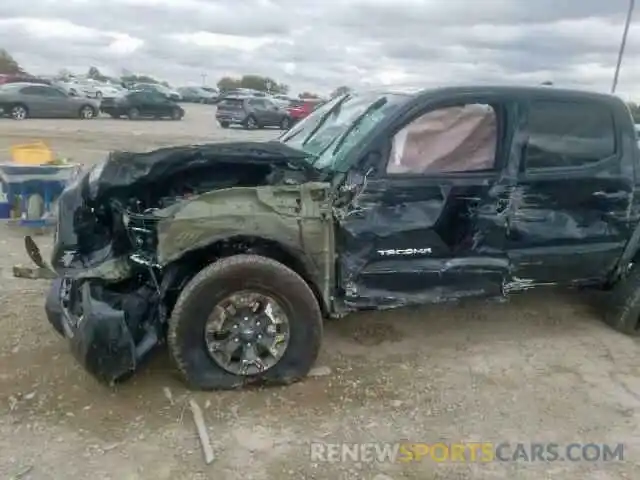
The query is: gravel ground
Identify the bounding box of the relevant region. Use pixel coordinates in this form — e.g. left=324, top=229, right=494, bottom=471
left=0, top=104, right=639, bottom=480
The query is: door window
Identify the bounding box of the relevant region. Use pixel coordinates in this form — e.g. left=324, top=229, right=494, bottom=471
left=524, top=101, right=616, bottom=170
left=21, top=86, right=50, bottom=96
left=250, top=99, right=266, bottom=108
left=387, top=104, right=498, bottom=174
left=148, top=92, right=167, bottom=103
left=43, top=87, right=67, bottom=97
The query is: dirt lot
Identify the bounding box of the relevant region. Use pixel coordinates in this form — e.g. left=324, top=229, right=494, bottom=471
left=0, top=104, right=639, bottom=480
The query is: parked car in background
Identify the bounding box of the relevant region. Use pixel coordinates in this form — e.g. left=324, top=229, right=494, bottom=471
left=286, top=98, right=324, bottom=124
left=201, top=86, right=220, bottom=98
left=60, top=80, right=106, bottom=99
left=177, top=86, right=218, bottom=104
left=215, top=95, right=292, bottom=129
left=217, top=88, right=267, bottom=102
left=132, top=83, right=182, bottom=101
left=271, top=94, right=293, bottom=108
left=0, top=82, right=100, bottom=119
left=94, top=83, right=124, bottom=99
left=0, top=74, right=51, bottom=86
left=100, top=90, right=184, bottom=120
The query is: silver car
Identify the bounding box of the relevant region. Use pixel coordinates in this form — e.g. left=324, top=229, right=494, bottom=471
left=0, top=83, right=100, bottom=120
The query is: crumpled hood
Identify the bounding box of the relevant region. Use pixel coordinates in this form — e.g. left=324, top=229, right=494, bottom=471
left=50, top=141, right=322, bottom=276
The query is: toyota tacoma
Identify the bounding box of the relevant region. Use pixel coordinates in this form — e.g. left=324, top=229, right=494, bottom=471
left=22, top=86, right=640, bottom=390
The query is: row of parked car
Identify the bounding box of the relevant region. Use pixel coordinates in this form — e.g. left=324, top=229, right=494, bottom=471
left=0, top=81, right=188, bottom=120
left=0, top=73, right=325, bottom=124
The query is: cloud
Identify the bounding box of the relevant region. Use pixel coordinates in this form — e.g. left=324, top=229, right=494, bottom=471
left=0, top=0, right=639, bottom=97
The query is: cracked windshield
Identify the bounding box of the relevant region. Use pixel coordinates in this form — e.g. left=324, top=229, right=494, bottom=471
left=0, top=1, right=639, bottom=479
left=279, top=92, right=406, bottom=169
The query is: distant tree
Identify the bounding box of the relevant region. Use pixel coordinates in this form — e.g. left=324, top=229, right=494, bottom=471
left=541, top=81, right=553, bottom=86
left=299, top=92, right=320, bottom=99
left=120, top=73, right=161, bottom=84
left=0, top=49, right=25, bottom=75
left=216, top=74, right=289, bottom=94
left=87, top=66, right=112, bottom=82
left=330, top=85, right=351, bottom=98
left=55, top=68, right=73, bottom=81
left=217, top=76, right=241, bottom=92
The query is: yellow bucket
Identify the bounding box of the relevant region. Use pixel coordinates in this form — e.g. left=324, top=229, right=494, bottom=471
left=10, top=142, right=54, bottom=165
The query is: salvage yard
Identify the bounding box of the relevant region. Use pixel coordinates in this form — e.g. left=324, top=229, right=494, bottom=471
left=1, top=104, right=640, bottom=480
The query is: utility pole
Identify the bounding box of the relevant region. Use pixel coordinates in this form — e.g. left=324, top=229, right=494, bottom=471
left=201, top=73, right=207, bottom=86
left=613, top=0, right=635, bottom=93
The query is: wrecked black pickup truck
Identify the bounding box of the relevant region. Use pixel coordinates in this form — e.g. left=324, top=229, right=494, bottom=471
left=24, top=85, right=640, bottom=390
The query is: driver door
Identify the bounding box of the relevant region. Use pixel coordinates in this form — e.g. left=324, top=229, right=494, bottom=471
left=338, top=97, right=516, bottom=308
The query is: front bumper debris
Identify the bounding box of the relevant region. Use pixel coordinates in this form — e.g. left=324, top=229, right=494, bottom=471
left=20, top=235, right=160, bottom=385
left=45, top=277, right=160, bottom=385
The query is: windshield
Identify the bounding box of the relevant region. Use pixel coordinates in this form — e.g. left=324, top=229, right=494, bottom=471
left=279, top=92, right=407, bottom=170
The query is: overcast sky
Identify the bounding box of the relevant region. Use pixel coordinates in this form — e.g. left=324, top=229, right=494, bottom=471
left=1, top=0, right=640, bottom=98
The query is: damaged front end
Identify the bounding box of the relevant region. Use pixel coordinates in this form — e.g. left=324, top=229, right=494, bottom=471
left=36, top=141, right=331, bottom=385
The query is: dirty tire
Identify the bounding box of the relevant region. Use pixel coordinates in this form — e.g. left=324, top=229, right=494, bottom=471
left=168, top=254, right=323, bottom=390
left=604, top=267, right=640, bottom=336
left=127, top=107, right=140, bottom=120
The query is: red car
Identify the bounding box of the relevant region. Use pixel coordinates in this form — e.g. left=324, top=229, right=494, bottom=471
left=286, top=98, right=323, bottom=123
left=0, top=74, right=50, bottom=85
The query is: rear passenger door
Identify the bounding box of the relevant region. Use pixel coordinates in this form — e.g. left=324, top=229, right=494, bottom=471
left=507, top=99, right=635, bottom=286
left=248, top=99, right=269, bottom=124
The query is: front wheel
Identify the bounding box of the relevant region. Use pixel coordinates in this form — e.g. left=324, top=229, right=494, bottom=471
left=170, top=108, right=183, bottom=120
left=168, top=254, right=323, bottom=390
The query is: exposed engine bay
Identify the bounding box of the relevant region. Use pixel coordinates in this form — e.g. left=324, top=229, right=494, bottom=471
left=38, top=141, right=331, bottom=384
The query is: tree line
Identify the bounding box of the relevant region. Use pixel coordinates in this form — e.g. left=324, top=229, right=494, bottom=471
left=0, top=48, right=352, bottom=99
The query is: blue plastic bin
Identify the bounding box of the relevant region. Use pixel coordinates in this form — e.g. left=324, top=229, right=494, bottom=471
left=0, top=163, right=81, bottom=226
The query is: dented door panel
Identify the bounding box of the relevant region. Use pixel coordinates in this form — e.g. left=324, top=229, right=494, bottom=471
left=507, top=173, right=634, bottom=285
left=338, top=175, right=511, bottom=308
left=506, top=97, right=636, bottom=287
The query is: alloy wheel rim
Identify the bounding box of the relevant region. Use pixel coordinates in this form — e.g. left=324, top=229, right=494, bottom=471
left=204, top=291, right=291, bottom=376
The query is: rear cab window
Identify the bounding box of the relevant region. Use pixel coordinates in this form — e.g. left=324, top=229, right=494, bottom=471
left=218, top=98, right=245, bottom=109
left=524, top=100, right=617, bottom=171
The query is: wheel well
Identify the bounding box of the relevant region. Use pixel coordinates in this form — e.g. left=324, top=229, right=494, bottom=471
left=164, top=236, right=328, bottom=316
left=11, top=103, right=28, bottom=112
